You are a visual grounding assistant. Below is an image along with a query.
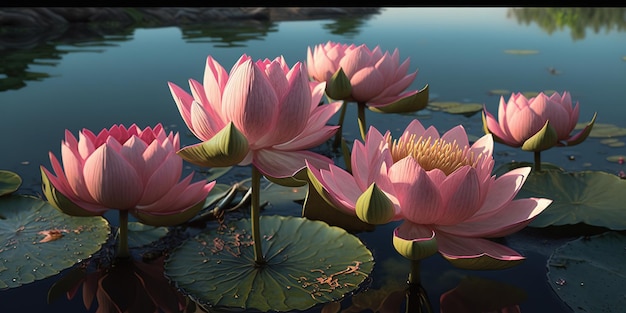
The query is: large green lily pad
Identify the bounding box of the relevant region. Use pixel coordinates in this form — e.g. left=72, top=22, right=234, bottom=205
left=516, top=170, right=626, bottom=229
left=125, top=222, right=169, bottom=248
left=574, top=122, right=626, bottom=138
left=0, top=195, right=110, bottom=289
left=164, top=215, right=374, bottom=312
left=0, top=170, right=22, bottom=197
left=547, top=231, right=626, bottom=312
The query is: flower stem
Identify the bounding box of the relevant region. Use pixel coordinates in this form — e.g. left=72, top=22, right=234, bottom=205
left=251, top=165, right=266, bottom=266
left=117, top=210, right=130, bottom=259
left=332, top=101, right=348, bottom=150
left=405, top=260, right=433, bottom=313
left=408, top=260, right=421, bottom=285
left=534, top=150, right=542, bottom=172
left=357, top=101, right=367, bottom=140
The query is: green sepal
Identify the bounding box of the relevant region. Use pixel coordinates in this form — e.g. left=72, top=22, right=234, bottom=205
left=176, top=122, right=249, bottom=168
left=40, top=167, right=100, bottom=217
left=563, top=112, right=597, bottom=146
left=325, top=68, right=352, bottom=101
left=368, top=84, right=429, bottom=114
left=521, top=120, right=558, bottom=152
left=355, top=183, right=395, bottom=225
left=393, top=231, right=438, bottom=261
left=303, top=167, right=374, bottom=232
left=444, top=254, right=524, bottom=270
left=133, top=198, right=205, bottom=227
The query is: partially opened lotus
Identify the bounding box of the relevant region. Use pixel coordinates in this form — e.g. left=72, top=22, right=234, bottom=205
left=307, top=119, right=552, bottom=269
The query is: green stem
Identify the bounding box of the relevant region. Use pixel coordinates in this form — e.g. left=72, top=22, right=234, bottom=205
left=534, top=150, right=542, bottom=172
left=117, top=210, right=130, bottom=259
left=332, top=101, right=348, bottom=150
left=251, top=165, right=266, bottom=266
left=357, top=101, right=367, bottom=141
left=408, top=260, right=421, bottom=285
left=405, top=261, right=433, bottom=313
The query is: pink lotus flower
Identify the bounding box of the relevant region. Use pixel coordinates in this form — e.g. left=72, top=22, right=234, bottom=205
left=307, top=41, right=428, bottom=111
left=483, top=91, right=596, bottom=151
left=307, top=119, right=552, bottom=268
left=168, top=54, right=342, bottom=181
left=41, top=124, right=214, bottom=226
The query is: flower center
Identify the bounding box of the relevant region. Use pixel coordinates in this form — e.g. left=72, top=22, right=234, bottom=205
left=386, top=133, right=481, bottom=175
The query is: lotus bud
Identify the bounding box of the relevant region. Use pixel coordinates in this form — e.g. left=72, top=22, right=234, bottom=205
left=177, top=122, right=249, bottom=168
left=355, top=183, right=395, bottom=225
left=393, top=228, right=438, bottom=261
left=325, top=68, right=352, bottom=101
left=521, top=120, right=558, bottom=152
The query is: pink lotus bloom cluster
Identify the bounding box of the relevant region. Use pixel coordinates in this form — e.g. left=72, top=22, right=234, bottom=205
left=307, top=41, right=422, bottom=107
left=307, top=119, right=552, bottom=264
left=41, top=124, right=214, bottom=223
left=483, top=91, right=594, bottom=149
left=169, top=54, right=342, bottom=179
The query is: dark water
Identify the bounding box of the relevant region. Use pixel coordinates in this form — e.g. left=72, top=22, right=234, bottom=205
left=1, top=7, right=625, bottom=313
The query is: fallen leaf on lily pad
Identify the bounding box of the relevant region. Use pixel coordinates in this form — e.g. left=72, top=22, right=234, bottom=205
left=547, top=231, right=626, bottom=312
left=516, top=170, right=626, bottom=229
left=164, top=215, right=374, bottom=312
left=0, top=170, right=22, bottom=197
left=0, top=195, right=110, bottom=290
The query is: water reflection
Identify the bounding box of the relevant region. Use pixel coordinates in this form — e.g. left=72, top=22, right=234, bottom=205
left=49, top=255, right=194, bottom=313
left=179, top=20, right=278, bottom=47
left=0, top=25, right=132, bottom=92
left=508, top=7, right=626, bottom=40
left=321, top=14, right=377, bottom=38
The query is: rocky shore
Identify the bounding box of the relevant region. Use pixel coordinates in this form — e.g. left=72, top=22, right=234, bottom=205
left=0, top=7, right=381, bottom=29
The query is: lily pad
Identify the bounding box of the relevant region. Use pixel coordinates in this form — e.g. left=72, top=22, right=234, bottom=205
left=164, top=215, right=374, bottom=312
left=487, top=89, right=510, bottom=96
left=516, top=170, right=626, bottom=229
left=606, top=155, right=626, bottom=163
left=575, top=122, right=626, bottom=138
left=504, top=49, right=539, bottom=55
left=547, top=231, right=626, bottom=312
left=427, top=102, right=483, bottom=117
left=492, top=161, right=564, bottom=177
left=0, top=195, right=110, bottom=290
left=0, top=170, right=22, bottom=197
left=125, top=222, right=169, bottom=248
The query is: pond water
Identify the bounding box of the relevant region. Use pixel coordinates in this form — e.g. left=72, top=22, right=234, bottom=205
left=0, top=7, right=625, bottom=313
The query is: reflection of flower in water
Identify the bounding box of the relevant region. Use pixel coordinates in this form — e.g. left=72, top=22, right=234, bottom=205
left=64, top=256, right=191, bottom=313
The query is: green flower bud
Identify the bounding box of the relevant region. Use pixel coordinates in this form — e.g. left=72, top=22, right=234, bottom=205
left=355, top=183, right=395, bottom=225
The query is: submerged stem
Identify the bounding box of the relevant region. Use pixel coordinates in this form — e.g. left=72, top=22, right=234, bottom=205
left=332, top=101, right=348, bottom=150
left=534, top=150, right=542, bottom=172
left=117, top=210, right=130, bottom=259
left=251, top=165, right=266, bottom=266
left=357, top=101, right=367, bottom=140
left=405, top=261, right=433, bottom=313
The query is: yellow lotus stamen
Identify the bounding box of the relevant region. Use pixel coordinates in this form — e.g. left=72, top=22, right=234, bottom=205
left=386, top=133, right=482, bottom=175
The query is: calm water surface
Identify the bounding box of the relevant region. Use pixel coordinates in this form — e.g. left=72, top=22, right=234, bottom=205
left=0, top=7, right=625, bottom=313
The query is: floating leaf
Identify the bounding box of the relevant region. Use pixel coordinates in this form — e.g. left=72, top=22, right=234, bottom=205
left=606, top=155, right=626, bottom=163
left=164, top=215, right=374, bottom=312
left=487, top=89, right=510, bottom=96
left=504, top=49, right=539, bottom=55
left=574, top=122, right=626, bottom=138
left=427, top=101, right=461, bottom=111
left=0, top=195, right=110, bottom=290
left=125, top=222, right=169, bottom=248
left=493, top=161, right=564, bottom=177
left=547, top=231, right=626, bottom=312
left=516, top=170, right=626, bottom=229
left=0, top=170, right=22, bottom=197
